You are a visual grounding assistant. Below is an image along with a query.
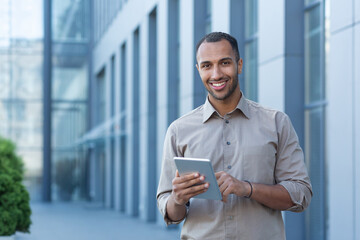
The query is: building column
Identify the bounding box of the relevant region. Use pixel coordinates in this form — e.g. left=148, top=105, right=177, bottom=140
left=42, top=0, right=52, bottom=202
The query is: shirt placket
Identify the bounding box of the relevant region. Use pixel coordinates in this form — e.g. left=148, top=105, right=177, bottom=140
left=223, top=116, right=236, bottom=240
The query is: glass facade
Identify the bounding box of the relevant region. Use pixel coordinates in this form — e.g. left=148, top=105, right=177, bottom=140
left=0, top=0, right=44, bottom=201
left=304, top=1, right=326, bottom=239
left=205, top=0, right=212, bottom=34
left=51, top=0, right=90, bottom=201
left=244, top=0, right=258, bottom=101
left=167, top=0, right=180, bottom=125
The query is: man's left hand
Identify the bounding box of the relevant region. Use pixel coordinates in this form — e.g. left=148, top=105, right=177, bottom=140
left=215, top=171, right=250, bottom=202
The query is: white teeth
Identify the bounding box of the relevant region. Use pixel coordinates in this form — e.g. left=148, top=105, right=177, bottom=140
left=213, top=82, right=225, bottom=87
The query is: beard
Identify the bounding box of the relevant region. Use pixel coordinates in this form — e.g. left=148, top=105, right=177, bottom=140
left=206, top=74, right=239, bottom=101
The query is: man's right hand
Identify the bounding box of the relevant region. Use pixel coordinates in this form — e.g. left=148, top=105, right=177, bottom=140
left=166, top=170, right=209, bottom=222
left=171, top=170, right=209, bottom=206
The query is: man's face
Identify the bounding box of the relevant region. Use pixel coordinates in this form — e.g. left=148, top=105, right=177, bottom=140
left=196, top=39, right=243, bottom=102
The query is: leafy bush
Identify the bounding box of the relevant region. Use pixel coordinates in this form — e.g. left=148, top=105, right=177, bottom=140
left=0, top=137, right=31, bottom=236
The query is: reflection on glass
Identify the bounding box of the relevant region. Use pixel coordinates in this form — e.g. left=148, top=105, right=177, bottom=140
left=96, top=70, right=106, bottom=125
left=0, top=0, right=44, bottom=201
left=245, top=0, right=258, bottom=38
left=244, top=0, right=258, bottom=101
left=0, top=54, right=11, bottom=98
left=52, top=102, right=88, bottom=201
left=51, top=0, right=90, bottom=201
left=305, top=0, right=319, bottom=6
left=205, top=0, right=212, bottom=34
left=305, top=108, right=325, bottom=240
left=305, top=6, right=323, bottom=104
left=304, top=2, right=325, bottom=240
left=245, top=40, right=258, bottom=101
left=52, top=0, right=90, bottom=41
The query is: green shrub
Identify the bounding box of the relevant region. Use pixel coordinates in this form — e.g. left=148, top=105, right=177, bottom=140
left=0, top=137, right=31, bottom=236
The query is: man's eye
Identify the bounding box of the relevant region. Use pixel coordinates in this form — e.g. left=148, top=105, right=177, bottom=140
left=202, top=64, right=210, bottom=68
left=222, top=61, right=230, bottom=65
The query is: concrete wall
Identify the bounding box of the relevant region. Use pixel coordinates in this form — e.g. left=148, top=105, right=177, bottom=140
left=327, top=0, right=360, bottom=239
left=258, top=0, right=285, bottom=111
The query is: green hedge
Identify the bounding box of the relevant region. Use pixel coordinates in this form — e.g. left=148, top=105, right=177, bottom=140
left=0, top=137, right=31, bottom=236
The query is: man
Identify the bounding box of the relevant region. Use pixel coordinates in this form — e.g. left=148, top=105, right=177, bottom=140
left=157, top=32, right=312, bottom=240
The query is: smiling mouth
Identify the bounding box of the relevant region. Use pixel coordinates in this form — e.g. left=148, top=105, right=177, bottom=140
left=212, top=82, right=225, bottom=87
left=210, top=80, right=228, bottom=90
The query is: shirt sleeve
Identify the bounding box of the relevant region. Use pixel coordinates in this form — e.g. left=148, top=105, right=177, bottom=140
left=156, top=122, right=187, bottom=225
left=275, top=113, right=313, bottom=212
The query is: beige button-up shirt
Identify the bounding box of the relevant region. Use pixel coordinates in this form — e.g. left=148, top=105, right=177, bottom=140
left=157, top=96, right=312, bottom=240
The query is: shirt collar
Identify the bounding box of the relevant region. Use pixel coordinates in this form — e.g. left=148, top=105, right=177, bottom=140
left=202, top=92, right=251, bottom=123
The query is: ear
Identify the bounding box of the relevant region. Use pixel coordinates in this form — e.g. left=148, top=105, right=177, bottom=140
left=237, top=58, right=243, bottom=74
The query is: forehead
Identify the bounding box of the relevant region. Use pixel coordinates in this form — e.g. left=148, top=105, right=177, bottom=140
left=196, top=39, right=235, bottom=63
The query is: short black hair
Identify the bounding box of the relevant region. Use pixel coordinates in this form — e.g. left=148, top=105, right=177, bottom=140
left=196, top=32, right=240, bottom=62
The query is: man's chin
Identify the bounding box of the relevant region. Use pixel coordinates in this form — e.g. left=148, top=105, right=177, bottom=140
left=209, top=92, right=229, bottom=101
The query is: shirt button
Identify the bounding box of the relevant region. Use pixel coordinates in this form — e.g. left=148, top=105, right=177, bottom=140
left=226, top=141, right=231, bottom=145
left=225, top=119, right=229, bottom=124
left=227, top=165, right=232, bottom=169
left=227, top=216, right=234, bottom=220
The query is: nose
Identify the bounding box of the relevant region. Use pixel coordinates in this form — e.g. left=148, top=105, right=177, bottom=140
left=211, top=64, right=224, bottom=80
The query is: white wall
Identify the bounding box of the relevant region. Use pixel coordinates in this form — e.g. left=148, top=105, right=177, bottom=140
left=211, top=0, right=230, bottom=33
left=258, top=0, right=285, bottom=111
left=355, top=23, right=360, bottom=240
left=179, top=0, right=195, bottom=115
left=327, top=0, right=359, bottom=238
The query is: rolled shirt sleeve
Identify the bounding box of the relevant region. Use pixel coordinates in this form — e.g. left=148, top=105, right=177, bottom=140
left=275, top=113, right=313, bottom=212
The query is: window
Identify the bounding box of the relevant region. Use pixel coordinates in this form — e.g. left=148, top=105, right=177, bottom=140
left=167, top=0, right=180, bottom=125
left=304, top=1, right=326, bottom=239
left=244, top=0, right=258, bottom=101
left=119, top=42, right=127, bottom=211
left=96, top=68, right=106, bottom=125
left=205, top=0, right=212, bottom=34
left=147, top=8, right=157, bottom=220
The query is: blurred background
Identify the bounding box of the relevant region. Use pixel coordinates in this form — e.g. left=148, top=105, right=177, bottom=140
left=0, top=0, right=359, bottom=239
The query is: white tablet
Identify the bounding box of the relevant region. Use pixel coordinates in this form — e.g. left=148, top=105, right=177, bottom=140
left=174, top=157, right=222, bottom=200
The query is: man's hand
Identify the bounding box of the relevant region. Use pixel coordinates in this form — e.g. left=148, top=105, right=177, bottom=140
left=171, top=170, right=209, bottom=205
left=215, top=171, right=295, bottom=210
left=215, top=171, right=250, bottom=202
left=166, top=170, right=209, bottom=222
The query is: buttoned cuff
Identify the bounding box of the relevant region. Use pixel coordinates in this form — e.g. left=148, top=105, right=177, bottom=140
left=279, top=180, right=312, bottom=212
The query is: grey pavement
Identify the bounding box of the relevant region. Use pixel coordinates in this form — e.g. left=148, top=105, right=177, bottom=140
left=15, top=202, right=180, bottom=240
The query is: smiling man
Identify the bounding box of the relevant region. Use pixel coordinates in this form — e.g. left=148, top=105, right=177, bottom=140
left=157, top=32, right=312, bottom=240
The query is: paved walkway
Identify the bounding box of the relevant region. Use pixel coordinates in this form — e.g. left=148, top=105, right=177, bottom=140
left=15, top=202, right=180, bottom=240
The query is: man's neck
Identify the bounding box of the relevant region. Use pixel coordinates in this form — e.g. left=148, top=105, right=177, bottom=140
left=208, top=90, right=242, bottom=117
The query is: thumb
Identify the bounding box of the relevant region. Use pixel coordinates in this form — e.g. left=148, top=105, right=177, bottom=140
left=176, top=170, right=180, bottom=177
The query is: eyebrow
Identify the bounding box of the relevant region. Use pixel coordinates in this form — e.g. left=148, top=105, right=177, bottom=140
left=199, top=57, right=233, bottom=66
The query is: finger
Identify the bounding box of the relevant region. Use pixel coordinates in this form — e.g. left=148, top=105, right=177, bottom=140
left=173, top=172, right=199, bottom=184
left=223, top=185, right=233, bottom=197
left=182, top=182, right=209, bottom=196
left=222, top=194, right=228, bottom=203
left=219, top=183, right=228, bottom=193
left=217, top=173, right=228, bottom=187
left=176, top=170, right=180, bottom=177
left=185, top=184, right=209, bottom=198
left=187, top=188, right=208, bottom=199
left=177, top=176, right=206, bottom=189
left=215, top=171, right=224, bottom=179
